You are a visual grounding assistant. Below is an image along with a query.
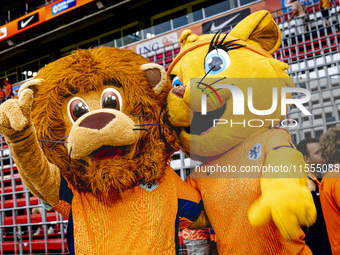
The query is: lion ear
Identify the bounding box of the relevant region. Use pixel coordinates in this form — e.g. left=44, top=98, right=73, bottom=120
left=229, top=10, right=281, bottom=54
left=140, top=63, right=167, bottom=94
left=18, top=79, right=44, bottom=98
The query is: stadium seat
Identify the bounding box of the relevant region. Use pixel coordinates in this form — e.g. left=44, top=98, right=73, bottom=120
left=4, top=212, right=60, bottom=225
left=1, top=196, right=39, bottom=209
left=2, top=238, right=67, bottom=252
left=0, top=184, right=23, bottom=194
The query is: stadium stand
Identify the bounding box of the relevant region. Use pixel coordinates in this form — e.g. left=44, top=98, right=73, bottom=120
left=0, top=0, right=340, bottom=254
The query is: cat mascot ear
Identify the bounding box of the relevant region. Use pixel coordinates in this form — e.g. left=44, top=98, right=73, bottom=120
left=229, top=10, right=281, bottom=54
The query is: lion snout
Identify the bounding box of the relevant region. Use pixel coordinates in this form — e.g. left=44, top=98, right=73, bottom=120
left=79, top=112, right=116, bottom=130
left=67, top=109, right=139, bottom=160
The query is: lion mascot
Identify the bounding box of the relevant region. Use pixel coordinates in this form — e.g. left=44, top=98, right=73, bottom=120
left=166, top=10, right=317, bottom=254
left=0, top=47, right=204, bottom=254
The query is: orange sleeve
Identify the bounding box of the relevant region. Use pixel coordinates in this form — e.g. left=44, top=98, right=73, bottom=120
left=332, top=179, right=340, bottom=209
left=43, top=173, right=72, bottom=219
left=264, top=128, right=294, bottom=155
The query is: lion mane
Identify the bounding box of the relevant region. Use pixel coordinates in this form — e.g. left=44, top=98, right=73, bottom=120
left=29, top=47, right=179, bottom=196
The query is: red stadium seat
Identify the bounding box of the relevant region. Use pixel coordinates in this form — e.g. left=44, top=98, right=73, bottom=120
left=0, top=173, right=21, bottom=182
left=0, top=184, right=23, bottom=194
left=2, top=239, right=67, bottom=252
left=4, top=212, right=60, bottom=225
left=1, top=196, right=39, bottom=209
left=2, top=165, right=18, bottom=174
left=165, top=57, right=173, bottom=63
left=165, top=50, right=173, bottom=57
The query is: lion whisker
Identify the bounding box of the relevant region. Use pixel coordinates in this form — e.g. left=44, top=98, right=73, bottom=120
left=134, top=123, right=163, bottom=126
left=129, top=115, right=157, bottom=119
left=161, top=110, right=175, bottom=152
left=69, top=147, right=72, bottom=163
left=158, top=104, right=167, bottom=136
left=133, top=128, right=150, bottom=131
left=38, top=140, right=68, bottom=143
left=44, top=135, right=70, bottom=151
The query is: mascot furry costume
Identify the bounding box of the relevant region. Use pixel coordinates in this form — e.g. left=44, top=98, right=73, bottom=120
left=167, top=11, right=317, bottom=254
left=0, top=47, right=204, bottom=254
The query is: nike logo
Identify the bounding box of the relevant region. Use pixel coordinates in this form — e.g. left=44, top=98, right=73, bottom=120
left=210, top=13, right=241, bottom=31
left=20, top=15, right=36, bottom=28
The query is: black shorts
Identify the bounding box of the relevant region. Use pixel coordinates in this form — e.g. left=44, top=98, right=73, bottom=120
left=321, top=7, right=329, bottom=18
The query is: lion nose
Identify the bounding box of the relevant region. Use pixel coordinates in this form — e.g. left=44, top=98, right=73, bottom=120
left=79, top=112, right=116, bottom=130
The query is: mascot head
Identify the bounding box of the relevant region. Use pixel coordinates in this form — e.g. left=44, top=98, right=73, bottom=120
left=19, top=47, right=179, bottom=197
left=167, top=11, right=295, bottom=161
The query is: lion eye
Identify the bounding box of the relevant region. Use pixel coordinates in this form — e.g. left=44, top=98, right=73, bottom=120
left=102, top=94, right=119, bottom=109
left=101, top=88, right=122, bottom=110
left=68, top=97, right=89, bottom=123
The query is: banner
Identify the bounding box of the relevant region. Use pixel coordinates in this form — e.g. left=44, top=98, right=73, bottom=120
left=126, top=0, right=282, bottom=54
left=0, top=0, right=94, bottom=42
left=136, top=32, right=179, bottom=57
left=202, top=8, right=251, bottom=34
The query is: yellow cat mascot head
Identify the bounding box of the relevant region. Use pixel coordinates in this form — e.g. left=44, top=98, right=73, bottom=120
left=167, top=10, right=295, bottom=161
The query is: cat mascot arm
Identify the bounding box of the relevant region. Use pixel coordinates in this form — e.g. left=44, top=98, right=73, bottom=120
left=248, top=147, right=316, bottom=240
left=231, top=13, right=317, bottom=240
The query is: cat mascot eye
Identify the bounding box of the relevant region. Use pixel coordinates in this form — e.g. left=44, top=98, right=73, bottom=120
left=172, top=76, right=182, bottom=87
left=204, top=48, right=231, bottom=74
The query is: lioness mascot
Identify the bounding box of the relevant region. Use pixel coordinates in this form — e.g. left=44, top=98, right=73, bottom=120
left=0, top=47, right=204, bottom=254
left=167, top=11, right=316, bottom=254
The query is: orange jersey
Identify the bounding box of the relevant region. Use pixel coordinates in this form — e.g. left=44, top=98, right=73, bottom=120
left=47, top=166, right=202, bottom=254
left=320, top=0, right=331, bottom=9
left=186, top=129, right=310, bottom=255
left=319, top=170, right=340, bottom=255
left=4, top=83, right=13, bottom=97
